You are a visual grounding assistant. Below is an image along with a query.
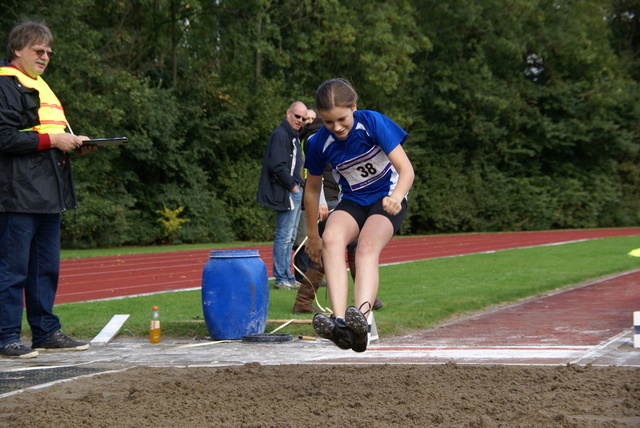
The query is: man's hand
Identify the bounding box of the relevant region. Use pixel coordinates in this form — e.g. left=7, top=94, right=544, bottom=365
left=50, top=133, right=90, bottom=153
left=318, top=204, right=329, bottom=221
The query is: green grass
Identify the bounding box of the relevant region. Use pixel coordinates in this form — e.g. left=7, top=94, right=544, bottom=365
left=32, top=235, right=640, bottom=341
left=60, top=241, right=271, bottom=259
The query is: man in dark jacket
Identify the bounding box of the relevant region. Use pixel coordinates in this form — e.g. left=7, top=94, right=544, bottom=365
left=0, top=21, right=92, bottom=359
left=257, top=101, right=308, bottom=290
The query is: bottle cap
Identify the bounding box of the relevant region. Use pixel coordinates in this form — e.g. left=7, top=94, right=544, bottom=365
left=152, top=306, right=159, bottom=310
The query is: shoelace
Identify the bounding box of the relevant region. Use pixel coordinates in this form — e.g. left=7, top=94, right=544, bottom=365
left=5, top=342, right=23, bottom=350
left=358, top=301, right=372, bottom=317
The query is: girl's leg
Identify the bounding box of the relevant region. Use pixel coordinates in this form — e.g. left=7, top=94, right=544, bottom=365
left=353, top=214, right=395, bottom=315
left=320, top=210, right=360, bottom=318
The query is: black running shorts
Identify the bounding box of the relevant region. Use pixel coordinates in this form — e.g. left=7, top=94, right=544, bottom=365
left=334, top=197, right=407, bottom=234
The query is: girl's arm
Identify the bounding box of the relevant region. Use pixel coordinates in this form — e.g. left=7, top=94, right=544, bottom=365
left=383, top=145, right=414, bottom=215
left=304, top=173, right=324, bottom=265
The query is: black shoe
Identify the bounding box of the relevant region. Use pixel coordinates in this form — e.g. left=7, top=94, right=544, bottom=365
left=312, top=314, right=352, bottom=350
left=0, top=342, right=39, bottom=359
left=33, top=330, right=90, bottom=352
left=345, top=306, right=369, bottom=353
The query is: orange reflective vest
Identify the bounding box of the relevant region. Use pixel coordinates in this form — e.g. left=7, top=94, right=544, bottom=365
left=0, top=66, right=67, bottom=135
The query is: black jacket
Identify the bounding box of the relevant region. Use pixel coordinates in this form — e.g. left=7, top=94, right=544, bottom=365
left=299, top=118, right=340, bottom=202
left=256, top=118, right=302, bottom=211
left=0, top=61, right=77, bottom=214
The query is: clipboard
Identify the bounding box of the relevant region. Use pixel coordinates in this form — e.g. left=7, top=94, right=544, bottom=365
left=84, top=137, right=128, bottom=146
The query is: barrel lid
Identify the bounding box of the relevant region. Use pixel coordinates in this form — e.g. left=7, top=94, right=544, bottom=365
left=209, top=249, right=260, bottom=258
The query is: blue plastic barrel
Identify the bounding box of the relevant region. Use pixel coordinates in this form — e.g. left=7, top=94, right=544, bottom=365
left=201, top=250, right=269, bottom=340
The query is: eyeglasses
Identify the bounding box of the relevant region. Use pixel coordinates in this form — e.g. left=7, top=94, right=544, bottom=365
left=292, top=112, right=308, bottom=122
left=30, top=47, right=55, bottom=59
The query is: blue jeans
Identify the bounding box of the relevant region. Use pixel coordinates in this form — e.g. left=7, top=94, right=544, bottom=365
left=272, top=189, right=303, bottom=284
left=0, top=213, right=62, bottom=348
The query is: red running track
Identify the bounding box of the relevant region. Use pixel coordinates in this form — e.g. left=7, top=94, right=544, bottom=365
left=57, top=228, right=640, bottom=304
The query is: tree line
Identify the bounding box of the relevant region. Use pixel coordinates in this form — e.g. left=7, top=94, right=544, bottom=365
left=1, top=0, right=638, bottom=248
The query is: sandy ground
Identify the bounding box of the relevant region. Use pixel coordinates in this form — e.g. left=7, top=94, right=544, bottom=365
left=1, top=363, right=638, bottom=427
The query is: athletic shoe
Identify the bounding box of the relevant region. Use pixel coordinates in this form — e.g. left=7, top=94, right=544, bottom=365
left=33, top=330, right=90, bottom=352
left=345, top=306, right=369, bottom=353
left=274, top=282, right=300, bottom=290
left=312, top=313, right=352, bottom=350
left=0, top=342, right=39, bottom=359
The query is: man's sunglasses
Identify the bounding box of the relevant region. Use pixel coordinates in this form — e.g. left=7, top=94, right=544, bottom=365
left=30, top=47, right=55, bottom=58
left=292, top=113, right=308, bottom=122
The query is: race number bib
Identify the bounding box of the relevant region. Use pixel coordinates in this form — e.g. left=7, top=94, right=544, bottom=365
left=336, top=146, right=392, bottom=191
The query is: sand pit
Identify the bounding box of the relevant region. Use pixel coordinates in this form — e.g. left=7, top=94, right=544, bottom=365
left=1, top=363, right=638, bottom=427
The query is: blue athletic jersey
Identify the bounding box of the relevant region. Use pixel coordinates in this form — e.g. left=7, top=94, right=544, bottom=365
left=304, top=110, right=407, bottom=206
